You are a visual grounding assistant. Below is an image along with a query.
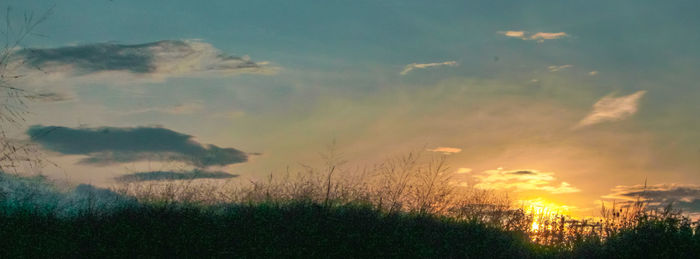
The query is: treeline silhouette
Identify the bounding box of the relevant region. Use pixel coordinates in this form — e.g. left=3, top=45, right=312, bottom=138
left=1, top=152, right=699, bottom=258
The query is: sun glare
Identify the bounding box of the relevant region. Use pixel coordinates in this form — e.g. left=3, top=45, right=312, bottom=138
left=522, top=198, right=571, bottom=232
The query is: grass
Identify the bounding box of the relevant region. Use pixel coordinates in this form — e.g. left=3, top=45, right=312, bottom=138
left=2, top=198, right=697, bottom=258
left=2, top=151, right=700, bottom=258
left=0, top=200, right=544, bottom=258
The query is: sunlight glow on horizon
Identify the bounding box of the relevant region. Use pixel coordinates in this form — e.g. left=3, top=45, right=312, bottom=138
left=521, top=198, right=572, bottom=232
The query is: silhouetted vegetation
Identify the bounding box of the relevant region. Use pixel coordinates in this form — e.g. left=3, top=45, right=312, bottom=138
left=0, top=200, right=546, bottom=258
left=1, top=6, right=53, bottom=174
left=2, top=151, right=700, bottom=258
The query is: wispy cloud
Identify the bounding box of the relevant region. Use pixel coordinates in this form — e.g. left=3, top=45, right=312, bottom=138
left=26, top=92, right=73, bottom=102
left=576, top=90, right=647, bottom=128
left=548, top=64, right=573, bottom=72
left=163, top=103, right=204, bottom=114
left=426, top=146, right=462, bottom=155
left=529, top=32, right=568, bottom=41
left=14, top=40, right=273, bottom=81
left=472, top=168, right=580, bottom=194
left=456, top=168, right=472, bottom=174
left=123, top=102, right=204, bottom=115
left=501, top=30, right=526, bottom=38
left=27, top=125, right=250, bottom=167
left=589, top=70, right=599, bottom=76
left=498, top=31, right=568, bottom=42
left=211, top=110, right=246, bottom=120
left=400, top=61, right=458, bottom=75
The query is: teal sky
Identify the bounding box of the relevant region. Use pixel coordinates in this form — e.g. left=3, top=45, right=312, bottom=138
left=5, top=0, right=700, bottom=216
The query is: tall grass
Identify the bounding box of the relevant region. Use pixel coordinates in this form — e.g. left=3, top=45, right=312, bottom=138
left=1, top=151, right=699, bottom=257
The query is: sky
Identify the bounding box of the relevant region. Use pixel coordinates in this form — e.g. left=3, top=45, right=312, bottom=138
left=2, top=0, right=700, bottom=217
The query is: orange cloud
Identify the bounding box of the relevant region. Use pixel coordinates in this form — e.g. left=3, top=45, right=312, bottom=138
left=426, top=146, right=462, bottom=155
left=456, top=168, right=472, bottom=174
left=529, top=32, right=568, bottom=41
left=472, top=168, right=580, bottom=194
left=501, top=30, right=525, bottom=38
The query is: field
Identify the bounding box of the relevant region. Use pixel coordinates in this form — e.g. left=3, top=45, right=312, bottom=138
left=2, top=162, right=699, bottom=258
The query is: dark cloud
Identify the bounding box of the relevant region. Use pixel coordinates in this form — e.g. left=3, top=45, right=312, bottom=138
left=16, top=40, right=265, bottom=77
left=27, top=125, right=249, bottom=167
left=27, top=92, right=72, bottom=102
left=604, top=184, right=700, bottom=214
left=115, top=170, right=238, bottom=182
left=508, top=170, right=535, bottom=175
left=21, top=41, right=155, bottom=73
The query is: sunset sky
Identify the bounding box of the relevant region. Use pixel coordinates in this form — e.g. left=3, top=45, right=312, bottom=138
left=5, top=0, right=700, bottom=217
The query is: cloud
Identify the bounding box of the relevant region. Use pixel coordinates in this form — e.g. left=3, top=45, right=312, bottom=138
left=211, top=110, right=246, bottom=119
left=548, top=64, right=573, bottom=72
left=426, top=146, right=462, bottom=155
left=25, top=92, right=73, bottom=102
left=14, top=40, right=272, bottom=80
left=472, top=168, right=580, bottom=194
left=576, top=90, right=647, bottom=128
left=602, top=183, right=700, bottom=214
left=510, top=170, right=535, bottom=175
left=165, top=103, right=204, bottom=114
left=122, top=102, right=204, bottom=115
left=529, top=32, right=568, bottom=41
left=456, top=168, right=472, bottom=174
left=498, top=31, right=568, bottom=42
left=27, top=125, right=249, bottom=167
left=114, top=170, right=238, bottom=182
left=400, top=61, right=458, bottom=75
left=589, top=70, right=599, bottom=76
left=501, top=30, right=525, bottom=38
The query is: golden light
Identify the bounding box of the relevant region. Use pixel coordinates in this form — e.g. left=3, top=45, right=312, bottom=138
left=521, top=198, right=571, bottom=232
left=531, top=221, right=540, bottom=231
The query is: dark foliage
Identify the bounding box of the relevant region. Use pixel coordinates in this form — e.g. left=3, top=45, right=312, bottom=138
left=0, top=201, right=547, bottom=258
